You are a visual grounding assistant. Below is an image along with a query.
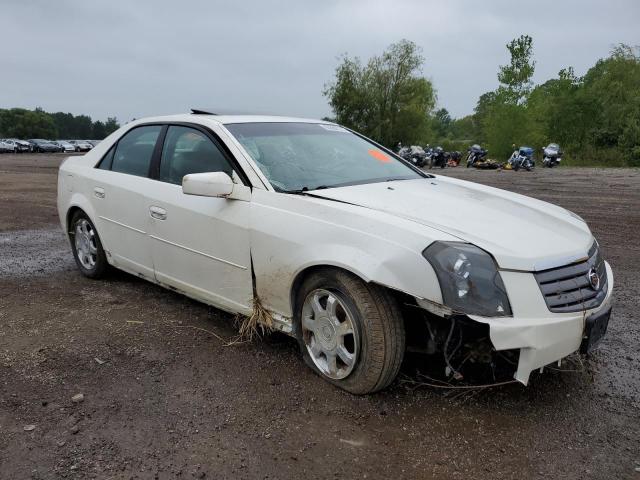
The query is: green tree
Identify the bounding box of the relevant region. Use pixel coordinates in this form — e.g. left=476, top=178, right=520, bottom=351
left=497, top=35, right=536, bottom=105
left=473, top=35, right=537, bottom=159
left=92, top=120, right=107, bottom=139
left=0, top=108, right=57, bottom=139
left=448, top=115, right=478, bottom=142
left=104, top=117, right=120, bottom=136
left=324, top=39, right=436, bottom=146
left=0, top=108, right=121, bottom=140
left=431, top=108, right=452, bottom=139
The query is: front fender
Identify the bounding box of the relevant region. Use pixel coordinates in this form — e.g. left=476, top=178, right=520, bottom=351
left=250, top=190, right=449, bottom=319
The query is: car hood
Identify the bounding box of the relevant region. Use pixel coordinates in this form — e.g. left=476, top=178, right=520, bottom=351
left=308, top=176, right=593, bottom=271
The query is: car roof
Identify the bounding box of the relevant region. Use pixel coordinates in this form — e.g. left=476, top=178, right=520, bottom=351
left=128, top=113, right=332, bottom=127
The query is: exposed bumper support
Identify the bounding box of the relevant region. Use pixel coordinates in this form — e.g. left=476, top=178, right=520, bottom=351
left=470, top=262, right=614, bottom=384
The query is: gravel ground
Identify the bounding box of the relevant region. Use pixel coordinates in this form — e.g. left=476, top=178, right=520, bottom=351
left=0, top=154, right=638, bottom=479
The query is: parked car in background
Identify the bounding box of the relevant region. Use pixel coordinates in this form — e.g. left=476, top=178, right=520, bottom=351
left=54, top=141, right=76, bottom=153
left=87, top=140, right=101, bottom=147
left=0, top=139, right=15, bottom=153
left=29, top=139, right=62, bottom=153
left=56, top=113, right=614, bottom=394
left=69, top=140, right=93, bottom=152
left=50, top=141, right=66, bottom=153
left=3, top=139, right=32, bottom=153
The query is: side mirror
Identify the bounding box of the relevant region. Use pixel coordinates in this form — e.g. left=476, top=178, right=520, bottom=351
left=182, top=171, right=234, bottom=198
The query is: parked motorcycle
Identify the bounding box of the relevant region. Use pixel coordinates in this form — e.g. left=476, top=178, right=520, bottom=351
left=508, top=146, right=535, bottom=171
left=429, top=146, right=447, bottom=169
left=398, top=145, right=428, bottom=167
left=466, top=144, right=488, bottom=167
left=542, top=143, right=562, bottom=168
left=447, top=151, right=462, bottom=167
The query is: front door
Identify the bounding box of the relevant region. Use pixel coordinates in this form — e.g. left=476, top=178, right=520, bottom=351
left=146, top=125, right=253, bottom=315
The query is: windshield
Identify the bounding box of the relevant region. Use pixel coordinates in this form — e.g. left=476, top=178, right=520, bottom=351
left=225, top=122, right=423, bottom=192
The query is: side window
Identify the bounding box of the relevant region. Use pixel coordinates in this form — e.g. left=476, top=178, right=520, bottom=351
left=159, top=126, right=234, bottom=185
left=111, top=125, right=162, bottom=177
left=97, top=146, right=115, bottom=170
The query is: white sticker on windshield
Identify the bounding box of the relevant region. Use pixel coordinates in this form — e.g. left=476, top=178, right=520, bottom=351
left=319, top=124, right=347, bottom=133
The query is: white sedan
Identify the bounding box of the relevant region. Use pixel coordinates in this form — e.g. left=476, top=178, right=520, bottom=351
left=0, top=139, right=15, bottom=153
left=57, top=113, right=614, bottom=394
left=57, top=141, right=77, bottom=153
left=69, top=140, right=94, bottom=152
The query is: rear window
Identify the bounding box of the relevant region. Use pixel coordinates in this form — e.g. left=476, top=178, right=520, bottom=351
left=111, top=126, right=162, bottom=177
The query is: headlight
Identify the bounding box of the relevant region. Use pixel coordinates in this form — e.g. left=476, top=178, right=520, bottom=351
left=422, top=241, right=511, bottom=317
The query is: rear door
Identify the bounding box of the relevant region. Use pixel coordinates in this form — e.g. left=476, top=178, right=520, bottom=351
left=146, top=124, right=253, bottom=315
left=90, top=125, right=163, bottom=279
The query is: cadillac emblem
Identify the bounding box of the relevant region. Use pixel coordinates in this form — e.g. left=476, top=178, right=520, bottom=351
left=588, top=268, right=600, bottom=291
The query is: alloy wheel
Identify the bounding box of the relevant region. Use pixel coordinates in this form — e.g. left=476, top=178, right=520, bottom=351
left=301, top=289, right=358, bottom=380
left=74, top=219, right=98, bottom=270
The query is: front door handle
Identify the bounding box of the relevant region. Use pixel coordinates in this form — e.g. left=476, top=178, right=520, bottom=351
left=93, top=187, right=105, bottom=198
left=149, top=206, right=167, bottom=220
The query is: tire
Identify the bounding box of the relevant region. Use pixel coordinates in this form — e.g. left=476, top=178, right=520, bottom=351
left=514, top=162, right=520, bottom=171
left=295, top=269, right=405, bottom=394
left=68, top=211, right=108, bottom=279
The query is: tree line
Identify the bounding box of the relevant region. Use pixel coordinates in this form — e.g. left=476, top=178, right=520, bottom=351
left=0, top=107, right=120, bottom=140
left=324, top=38, right=640, bottom=166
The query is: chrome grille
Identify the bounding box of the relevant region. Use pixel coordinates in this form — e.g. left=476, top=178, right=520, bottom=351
left=534, top=243, right=607, bottom=313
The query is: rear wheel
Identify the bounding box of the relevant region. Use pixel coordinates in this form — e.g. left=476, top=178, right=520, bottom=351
left=69, top=211, right=108, bottom=278
left=296, top=269, right=405, bottom=394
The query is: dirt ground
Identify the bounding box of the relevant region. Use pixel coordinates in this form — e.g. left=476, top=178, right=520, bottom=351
left=1, top=153, right=639, bottom=480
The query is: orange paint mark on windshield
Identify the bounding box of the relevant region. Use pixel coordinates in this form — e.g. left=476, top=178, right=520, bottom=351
left=368, top=149, right=391, bottom=163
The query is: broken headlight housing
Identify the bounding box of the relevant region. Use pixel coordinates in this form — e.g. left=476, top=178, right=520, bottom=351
left=422, top=241, right=512, bottom=317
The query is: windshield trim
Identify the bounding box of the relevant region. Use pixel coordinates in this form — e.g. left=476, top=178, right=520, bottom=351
left=277, top=174, right=423, bottom=194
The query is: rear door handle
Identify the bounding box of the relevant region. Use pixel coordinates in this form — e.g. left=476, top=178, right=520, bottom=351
left=93, top=187, right=105, bottom=198
left=149, top=206, right=167, bottom=220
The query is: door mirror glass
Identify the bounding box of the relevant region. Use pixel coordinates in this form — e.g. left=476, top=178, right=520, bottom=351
left=182, top=171, right=234, bottom=198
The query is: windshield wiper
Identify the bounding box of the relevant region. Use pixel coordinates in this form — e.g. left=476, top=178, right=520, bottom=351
left=282, top=185, right=331, bottom=194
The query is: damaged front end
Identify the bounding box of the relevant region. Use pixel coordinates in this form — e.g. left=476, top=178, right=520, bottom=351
left=402, top=299, right=521, bottom=384
left=411, top=240, right=616, bottom=385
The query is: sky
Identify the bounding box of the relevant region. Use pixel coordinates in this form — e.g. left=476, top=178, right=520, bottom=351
left=1, top=0, right=638, bottom=122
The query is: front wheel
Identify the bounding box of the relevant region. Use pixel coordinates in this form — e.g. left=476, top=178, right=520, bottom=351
left=69, top=211, right=108, bottom=278
left=296, top=269, right=405, bottom=394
